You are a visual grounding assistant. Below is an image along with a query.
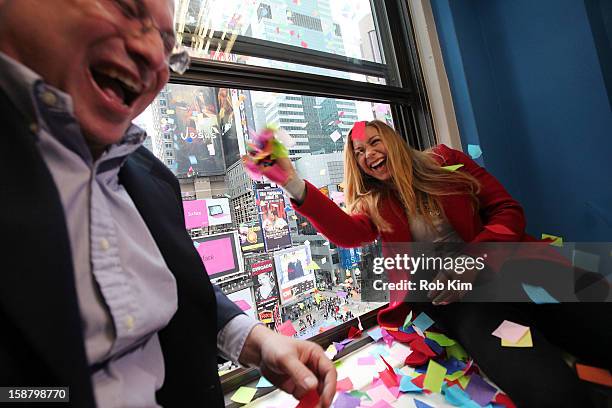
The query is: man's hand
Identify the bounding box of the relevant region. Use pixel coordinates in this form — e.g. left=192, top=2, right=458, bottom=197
left=239, top=325, right=337, bottom=407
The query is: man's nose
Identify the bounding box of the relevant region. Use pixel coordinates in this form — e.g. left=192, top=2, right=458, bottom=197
left=126, top=30, right=168, bottom=73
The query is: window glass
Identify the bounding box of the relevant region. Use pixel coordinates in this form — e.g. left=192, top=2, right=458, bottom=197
left=134, top=83, right=392, bottom=374
left=175, top=0, right=383, bottom=63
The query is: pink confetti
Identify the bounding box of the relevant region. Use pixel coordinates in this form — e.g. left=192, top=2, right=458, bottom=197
left=350, top=121, right=367, bottom=142
left=301, top=41, right=308, bottom=48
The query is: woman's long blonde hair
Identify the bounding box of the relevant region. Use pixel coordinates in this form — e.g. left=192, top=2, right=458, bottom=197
left=344, top=120, right=480, bottom=233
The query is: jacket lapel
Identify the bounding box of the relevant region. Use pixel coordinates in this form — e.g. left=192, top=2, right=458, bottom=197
left=0, top=91, right=94, bottom=403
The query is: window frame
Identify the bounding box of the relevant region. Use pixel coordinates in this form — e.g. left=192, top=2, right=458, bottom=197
left=167, top=0, right=436, bottom=391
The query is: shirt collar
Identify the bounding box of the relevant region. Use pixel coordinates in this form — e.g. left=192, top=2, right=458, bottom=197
left=0, top=51, right=148, bottom=168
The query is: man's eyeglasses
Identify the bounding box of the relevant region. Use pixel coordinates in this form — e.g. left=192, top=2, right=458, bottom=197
left=110, top=0, right=191, bottom=74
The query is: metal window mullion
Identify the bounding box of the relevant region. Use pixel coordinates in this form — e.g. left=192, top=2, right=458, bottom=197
left=383, top=0, right=436, bottom=148
left=181, top=31, right=388, bottom=78
left=170, top=59, right=413, bottom=105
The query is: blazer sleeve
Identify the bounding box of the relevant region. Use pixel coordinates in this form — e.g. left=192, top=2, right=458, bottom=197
left=214, top=285, right=244, bottom=333
left=153, top=153, right=244, bottom=333
left=292, top=180, right=379, bottom=248
left=439, top=144, right=526, bottom=242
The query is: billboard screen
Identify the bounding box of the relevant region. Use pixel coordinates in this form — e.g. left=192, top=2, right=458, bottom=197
left=273, top=245, right=316, bottom=305
left=256, top=188, right=292, bottom=251
left=183, top=198, right=231, bottom=229
left=249, top=258, right=279, bottom=305
left=193, top=231, right=242, bottom=279
left=166, top=84, right=235, bottom=177
left=226, top=287, right=256, bottom=320
left=205, top=198, right=232, bottom=226
left=239, top=225, right=265, bottom=253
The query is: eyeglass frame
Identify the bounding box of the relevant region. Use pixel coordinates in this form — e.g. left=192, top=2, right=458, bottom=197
left=109, top=0, right=191, bottom=74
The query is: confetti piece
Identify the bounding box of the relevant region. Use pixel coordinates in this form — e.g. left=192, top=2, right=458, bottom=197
left=445, top=384, right=472, bottom=406
left=336, top=377, right=354, bottom=392
left=300, top=41, right=308, bottom=48
left=412, top=312, right=434, bottom=332
left=358, top=355, right=377, bottom=365
left=575, top=364, right=612, bottom=387
left=367, top=328, right=384, bottom=342
left=230, top=386, right=257, bottom=404
left=256, top=376, right=274, bottom=388
left=413, top=399, right=434, bottom=408
left=424, top=338, right=444, bottom=355
left=425, top=332, right=456, bottom=346
left=296, top=389, right=319, bottom=408
left=366, top=384, right=397, bottom=404
left=277, top=320, right=297, bottom=337
left=494, top=392, right=517, bottom=408
left=541, top=233, right=563, bottom=247
left=484, top=224, right=516, bottom=235
left=468, top=144, right=482, bottom=159
left=350, top=121, right=367, bottom=141
left=501, top=328, right=533, bottom=347
left=405, top=350, right=429, bottom=367
left=446, top=370, right=465, bottom=381
left=441, top=164, right=464, bottom=171
left=325, top=344, right=338, bottom=359
left=347, top=390, right=371, bottom=400
left=423, top=359, right=447, bottom=393
left=348, top=326, right=362, bottom=339
left=458, top=374, right=471, bottom=389
left=521, top=283, right=560, bottom=304
left=329, top=130, right=342, bottom=142
left=465, top=374, right=497, bottom=406
left=333, top=393, right=361, bottom=408
left=233, top=299, right=251, bottom=311
left=446, top=343, right=468, bottom=361
left=492, top=320, right=529, bottom=343
left=410, top=337, right=437, bottom=357
left=399, top=375, right=423, bottom=393
left=378, top=356, right=400, bottom=388
left=366, top=400, right=394, bottom=408
left=402, top=310, right=413, bottom=328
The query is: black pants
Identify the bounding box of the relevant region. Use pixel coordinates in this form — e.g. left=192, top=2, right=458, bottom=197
left=422, top=303, right=612, bottom=408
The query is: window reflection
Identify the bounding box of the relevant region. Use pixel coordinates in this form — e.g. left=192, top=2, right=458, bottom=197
left=134, top=84, right=392, bottom=375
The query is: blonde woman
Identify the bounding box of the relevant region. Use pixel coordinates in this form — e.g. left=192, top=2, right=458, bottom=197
left=251, top=120, right=609, bottom=407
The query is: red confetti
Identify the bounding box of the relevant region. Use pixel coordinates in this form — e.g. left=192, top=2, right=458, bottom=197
left=411, top=374, right=426, bottom=388
left=347, top=326, right=362, bottom=339
left=494, top=393, right=517, bottom=408
left=405, top=350, right=429, bottom=367
left=388, top=330, right=420, bottom=343
left=350, top=121, right=367, bottom=142
left=295, top=389, right=319, bottom=408
left=409, top=337, right=437, bottom=357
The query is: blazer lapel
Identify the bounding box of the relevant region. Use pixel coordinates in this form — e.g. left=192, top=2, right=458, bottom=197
left=0, top=92, right=93, bottom=402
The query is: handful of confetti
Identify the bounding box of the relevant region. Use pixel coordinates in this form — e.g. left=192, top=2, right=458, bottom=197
left=242, top=125, right=294, bottom=184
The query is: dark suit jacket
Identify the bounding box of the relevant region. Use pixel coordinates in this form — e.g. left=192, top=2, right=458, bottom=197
left=0, top=89, right=243, bottom=407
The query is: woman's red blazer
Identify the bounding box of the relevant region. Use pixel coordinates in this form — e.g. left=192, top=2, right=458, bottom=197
left=292, top=144, right=559, bottom=327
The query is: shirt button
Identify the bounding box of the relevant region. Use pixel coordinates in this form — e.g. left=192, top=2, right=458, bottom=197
left=29, top=123, right=39, bottom=133
left=125, top=315, right=135, bottom=331
left=100, top=238, right=110, bottom=251
left=40, top=91, right=58, bottom=107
